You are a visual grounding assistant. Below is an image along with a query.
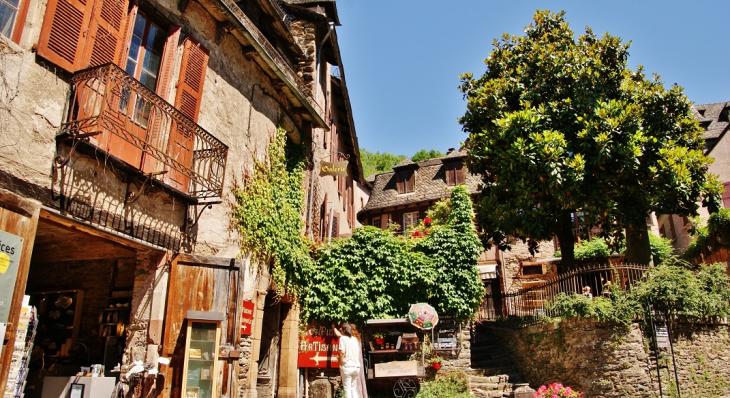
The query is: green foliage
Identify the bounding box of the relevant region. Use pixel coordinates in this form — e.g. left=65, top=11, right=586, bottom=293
left=233, top=128, right=312, bottom=297
left=633, top=265, right=701, bottom=318
left=459, top=10, right=720, bottom=267
left=425, top=198, right=452, bottom=227
left=648, top=234, right=675, bottom=265
left=696, top=263, right=730, bottom=318
left=684, top=209, right=730, bottom=261
left=547, top=289, right=637, bottom=327
left=360, top=148, right=406, bottom=178
left=574, top=238, right=611, bottom=260
left=411, top=149, right=445, bottom=163
left=302, top=186, right=484, bottom=323
left=417, top=371, right=470, bottom=398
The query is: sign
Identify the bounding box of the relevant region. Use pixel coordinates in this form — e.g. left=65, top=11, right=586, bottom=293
left=298, top=324, right=339, bottom=368
left=374, top=360, right=418, bottom=378
left=240, top=300, right=254, bottom=336
left=320, top=161, right=349, bottom=177
left=0, top=230, right=23, bottom=323
left=655, top=326, right=670, bottom=348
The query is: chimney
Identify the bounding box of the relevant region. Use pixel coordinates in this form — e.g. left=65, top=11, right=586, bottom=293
left=446, top=148, right=455, bottom=155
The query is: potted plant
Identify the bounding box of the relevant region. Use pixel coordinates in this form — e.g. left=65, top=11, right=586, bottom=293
left=372, top=332, right=385, bottom=346
left=428, top=356, right=443, bottom=370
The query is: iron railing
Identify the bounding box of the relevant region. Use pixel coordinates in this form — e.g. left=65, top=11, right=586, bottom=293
left=476, top=263, right=650, bottom=325
left=59, top=63, right=228, bottom=199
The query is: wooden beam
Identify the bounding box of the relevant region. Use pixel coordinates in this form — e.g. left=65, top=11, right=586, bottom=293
left=176, top=253, right=242, bottom=269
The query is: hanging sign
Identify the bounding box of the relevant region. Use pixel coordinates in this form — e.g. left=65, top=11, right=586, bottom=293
left=320, top=161, right=349, bottom=177
left=298, top=324, right=339, bottom=368
left=0, top=230, right=23, bottom=324
left=240, top=300, right=255, bottom=336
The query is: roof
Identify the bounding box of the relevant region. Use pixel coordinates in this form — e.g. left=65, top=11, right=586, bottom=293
left=693, top=102, right=730, bottom=153
left=360, top=155, right=481, bottom=214
left=393, top=158, right=418, bottom=169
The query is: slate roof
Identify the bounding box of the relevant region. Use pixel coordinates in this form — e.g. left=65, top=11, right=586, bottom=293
left=693, top=102, right=730, bottom=153
left=360, top=150, right=481, bottom=213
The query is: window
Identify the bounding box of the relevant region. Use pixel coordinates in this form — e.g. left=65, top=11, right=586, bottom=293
left=403, top=212, right=418, bottom=233
left=445, top=161, right=465, bottom=186
left=0, top=0, right=27, bottom=42
left=372, top=217, right=381, bottom=229
left=396, top=170, right=415, bottom=194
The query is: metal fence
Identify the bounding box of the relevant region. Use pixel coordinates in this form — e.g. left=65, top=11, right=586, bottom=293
left=476, top=263, right=650, bottom=325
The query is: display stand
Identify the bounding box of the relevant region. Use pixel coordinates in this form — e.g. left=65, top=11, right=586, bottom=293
left=181, top=320, right=220, bottom=398
left=4, top=298, right=37, bottom=398
left=432, top=317, right=460, bottom=353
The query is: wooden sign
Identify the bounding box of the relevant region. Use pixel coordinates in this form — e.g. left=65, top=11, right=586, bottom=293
left=320, top=161, right=349, bottom=177
left=298, top=324, right=339, bottom=368
left=374, top=360, right=418, bottom=378
left=240, top=300, right=254, bottom=336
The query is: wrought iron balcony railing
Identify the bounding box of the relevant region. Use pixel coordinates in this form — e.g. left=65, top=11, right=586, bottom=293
left=59, top=63, right=228, bottom=199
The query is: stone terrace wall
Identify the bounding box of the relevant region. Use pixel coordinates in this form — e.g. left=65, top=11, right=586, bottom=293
left=493, top=318, right=730, bottom=397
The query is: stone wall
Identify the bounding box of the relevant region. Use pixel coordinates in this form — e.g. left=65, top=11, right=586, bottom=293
left=494, top=318, right=730, bottom=397
left=501, top=239, right=558, bottom=294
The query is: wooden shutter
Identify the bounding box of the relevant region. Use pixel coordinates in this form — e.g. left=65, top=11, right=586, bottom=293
left=166, top=37, right=209, bottom=192
left=83, top=0, right=129, bottom=68
left=331, top=212, right=339, bottom=238
left=319, top=193, right=328, bottom=240
left=455, top=161, right=465, bottom=185
left=396, top=172, right=405, bottom=194
left=36, top=0, right=93, bottom=72
left=445, top=164, right=455, bottom=186
left=723, top=182, right=730, bottom=209
left=404, top=170, right=415, bottom=193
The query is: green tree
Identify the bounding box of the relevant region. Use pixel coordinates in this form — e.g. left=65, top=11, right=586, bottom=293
left=411, top=149, right=445, bottom=163
left=459, top=10, right=721, bottom=272
left=360, top=148, right=406, bottom=178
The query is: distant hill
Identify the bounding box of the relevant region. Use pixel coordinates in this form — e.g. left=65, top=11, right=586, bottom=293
left=360, top=148, right=444, bottom=178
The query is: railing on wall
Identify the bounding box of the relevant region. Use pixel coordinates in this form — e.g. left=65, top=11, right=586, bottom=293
left=476, top=263, right=650, bottom=325
left=59, top=63, right=228, bottom=199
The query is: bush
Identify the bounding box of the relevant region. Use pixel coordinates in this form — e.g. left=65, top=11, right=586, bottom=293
left=546, top=290, right=636, bottom=327
left=649, top=234, right=675, bottom=265
left=683, top=209, right=730, bottom=261
left=574, top=238, right=610, bottom=260
left=696, top=263, right=730, bottom=318
left=417, top=371, right=470, bottom=398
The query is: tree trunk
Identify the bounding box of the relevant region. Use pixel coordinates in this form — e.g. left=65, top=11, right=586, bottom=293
left=556, top=211, right=575, bottom=274
left=625, top=216, right=654, bottom=266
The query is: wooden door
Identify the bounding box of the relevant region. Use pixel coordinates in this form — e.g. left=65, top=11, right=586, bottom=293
left=0, top=190, right=40, bottom=395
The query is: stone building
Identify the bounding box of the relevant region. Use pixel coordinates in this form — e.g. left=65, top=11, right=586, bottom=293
left=655, top=101, right=730, bottom=254
left=0, top=0, right=365, bottom=397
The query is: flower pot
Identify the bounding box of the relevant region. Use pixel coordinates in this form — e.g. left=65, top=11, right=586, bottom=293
left=431, top=362, right=441, bottom=370
left=375, top=338, right=384, bottom=345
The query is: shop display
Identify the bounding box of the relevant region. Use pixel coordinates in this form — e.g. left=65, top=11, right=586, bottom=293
left=182, top=321, right=220, bottom=398
left=27, top=290, right=83, bottom=358
left=4, top=297, right=37, bottom=398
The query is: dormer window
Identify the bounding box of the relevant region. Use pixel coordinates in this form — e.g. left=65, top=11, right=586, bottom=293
left=393, top=158, right=419, bottom=194
left=396, top=170, right=415, bottom=194
left=445, top=161, right=465, bottom=186
left=720, top=108, right=730, bottom=123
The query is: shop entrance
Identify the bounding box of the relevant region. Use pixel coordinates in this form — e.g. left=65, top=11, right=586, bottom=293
left=8, top=215, right=148, bottom=398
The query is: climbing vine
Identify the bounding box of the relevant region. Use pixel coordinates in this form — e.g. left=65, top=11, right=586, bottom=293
left=233, top=127, right=312, bottom=297
left=302, top=185, right=484, bottom=324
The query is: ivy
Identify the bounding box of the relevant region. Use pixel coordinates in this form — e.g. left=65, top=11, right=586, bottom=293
left=302, top=186, right=484, bottom=324
left=233, top=127, right=312, bottom=297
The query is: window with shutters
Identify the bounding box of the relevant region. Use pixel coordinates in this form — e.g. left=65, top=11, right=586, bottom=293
left=445, top=161, right=465, bottom=186
left=723, top=182, right=730, bottom=209
left=396, top=170, right=415, bottom=194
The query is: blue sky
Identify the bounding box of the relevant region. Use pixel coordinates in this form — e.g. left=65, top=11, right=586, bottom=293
left=335, top=1, right=730, bottom=157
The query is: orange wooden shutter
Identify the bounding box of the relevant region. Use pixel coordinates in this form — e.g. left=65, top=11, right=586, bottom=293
left=36, top=0, right=93, bottom=72
left=82, top=0, right=130, bottom=68
left=114, top=1, right=138, bottom=67
left=166, top=37, right=209, bottom=192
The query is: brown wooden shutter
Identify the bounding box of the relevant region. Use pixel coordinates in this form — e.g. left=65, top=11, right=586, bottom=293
left=396, top=173, right=405, bottom=194
left=331, top=212, right=339, bottom=238
left=405, top=170, right=415, bottom=193
left=36, top=0, right=93, bottom=72
left=455, top=161, right=465, bottom=185
left=723, top=182, right=730, bottom=209
left=445, top=164, right=455, bottom=186
left=320, top=194, right=328, bottom=240
left=166, top=37, right=209, bottom=192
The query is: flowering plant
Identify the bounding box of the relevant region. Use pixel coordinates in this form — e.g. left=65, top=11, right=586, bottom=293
left=533, top=383, right=584, bottom=398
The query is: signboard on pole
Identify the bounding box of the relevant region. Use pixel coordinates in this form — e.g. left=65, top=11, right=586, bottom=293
left=320, top=161, right=349, bottom=177
left=298, top=324, right=339, bottom=368
left=0, top=230, right=24, bottom=323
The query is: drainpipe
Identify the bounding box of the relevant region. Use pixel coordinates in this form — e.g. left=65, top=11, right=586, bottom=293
left=307, top=22, right=335, bottom=238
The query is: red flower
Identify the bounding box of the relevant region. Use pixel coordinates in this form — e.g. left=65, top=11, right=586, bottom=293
left=424, top=217, right=433, bottom=225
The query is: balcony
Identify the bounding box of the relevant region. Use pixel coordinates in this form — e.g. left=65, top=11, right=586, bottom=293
left=58, top=63, right=228, bottom=200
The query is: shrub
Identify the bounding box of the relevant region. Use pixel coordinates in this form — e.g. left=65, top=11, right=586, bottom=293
left=417, top=371, right=470, bottom=398
left=546, top=291, right=636, bottom=327
left=696, top=262, right=730, bottom=318
left=649, top=234, right=675, bottom=265
left=574, top=238, right=610, bottom=260
left=632, top=265, right=702, bottom=318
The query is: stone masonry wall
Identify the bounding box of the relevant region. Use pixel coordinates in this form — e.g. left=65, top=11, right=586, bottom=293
left=494, top=318, right=730, bottom=397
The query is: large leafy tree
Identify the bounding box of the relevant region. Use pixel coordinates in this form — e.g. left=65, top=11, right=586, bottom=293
left=459, top=11, right=721, bottom=271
